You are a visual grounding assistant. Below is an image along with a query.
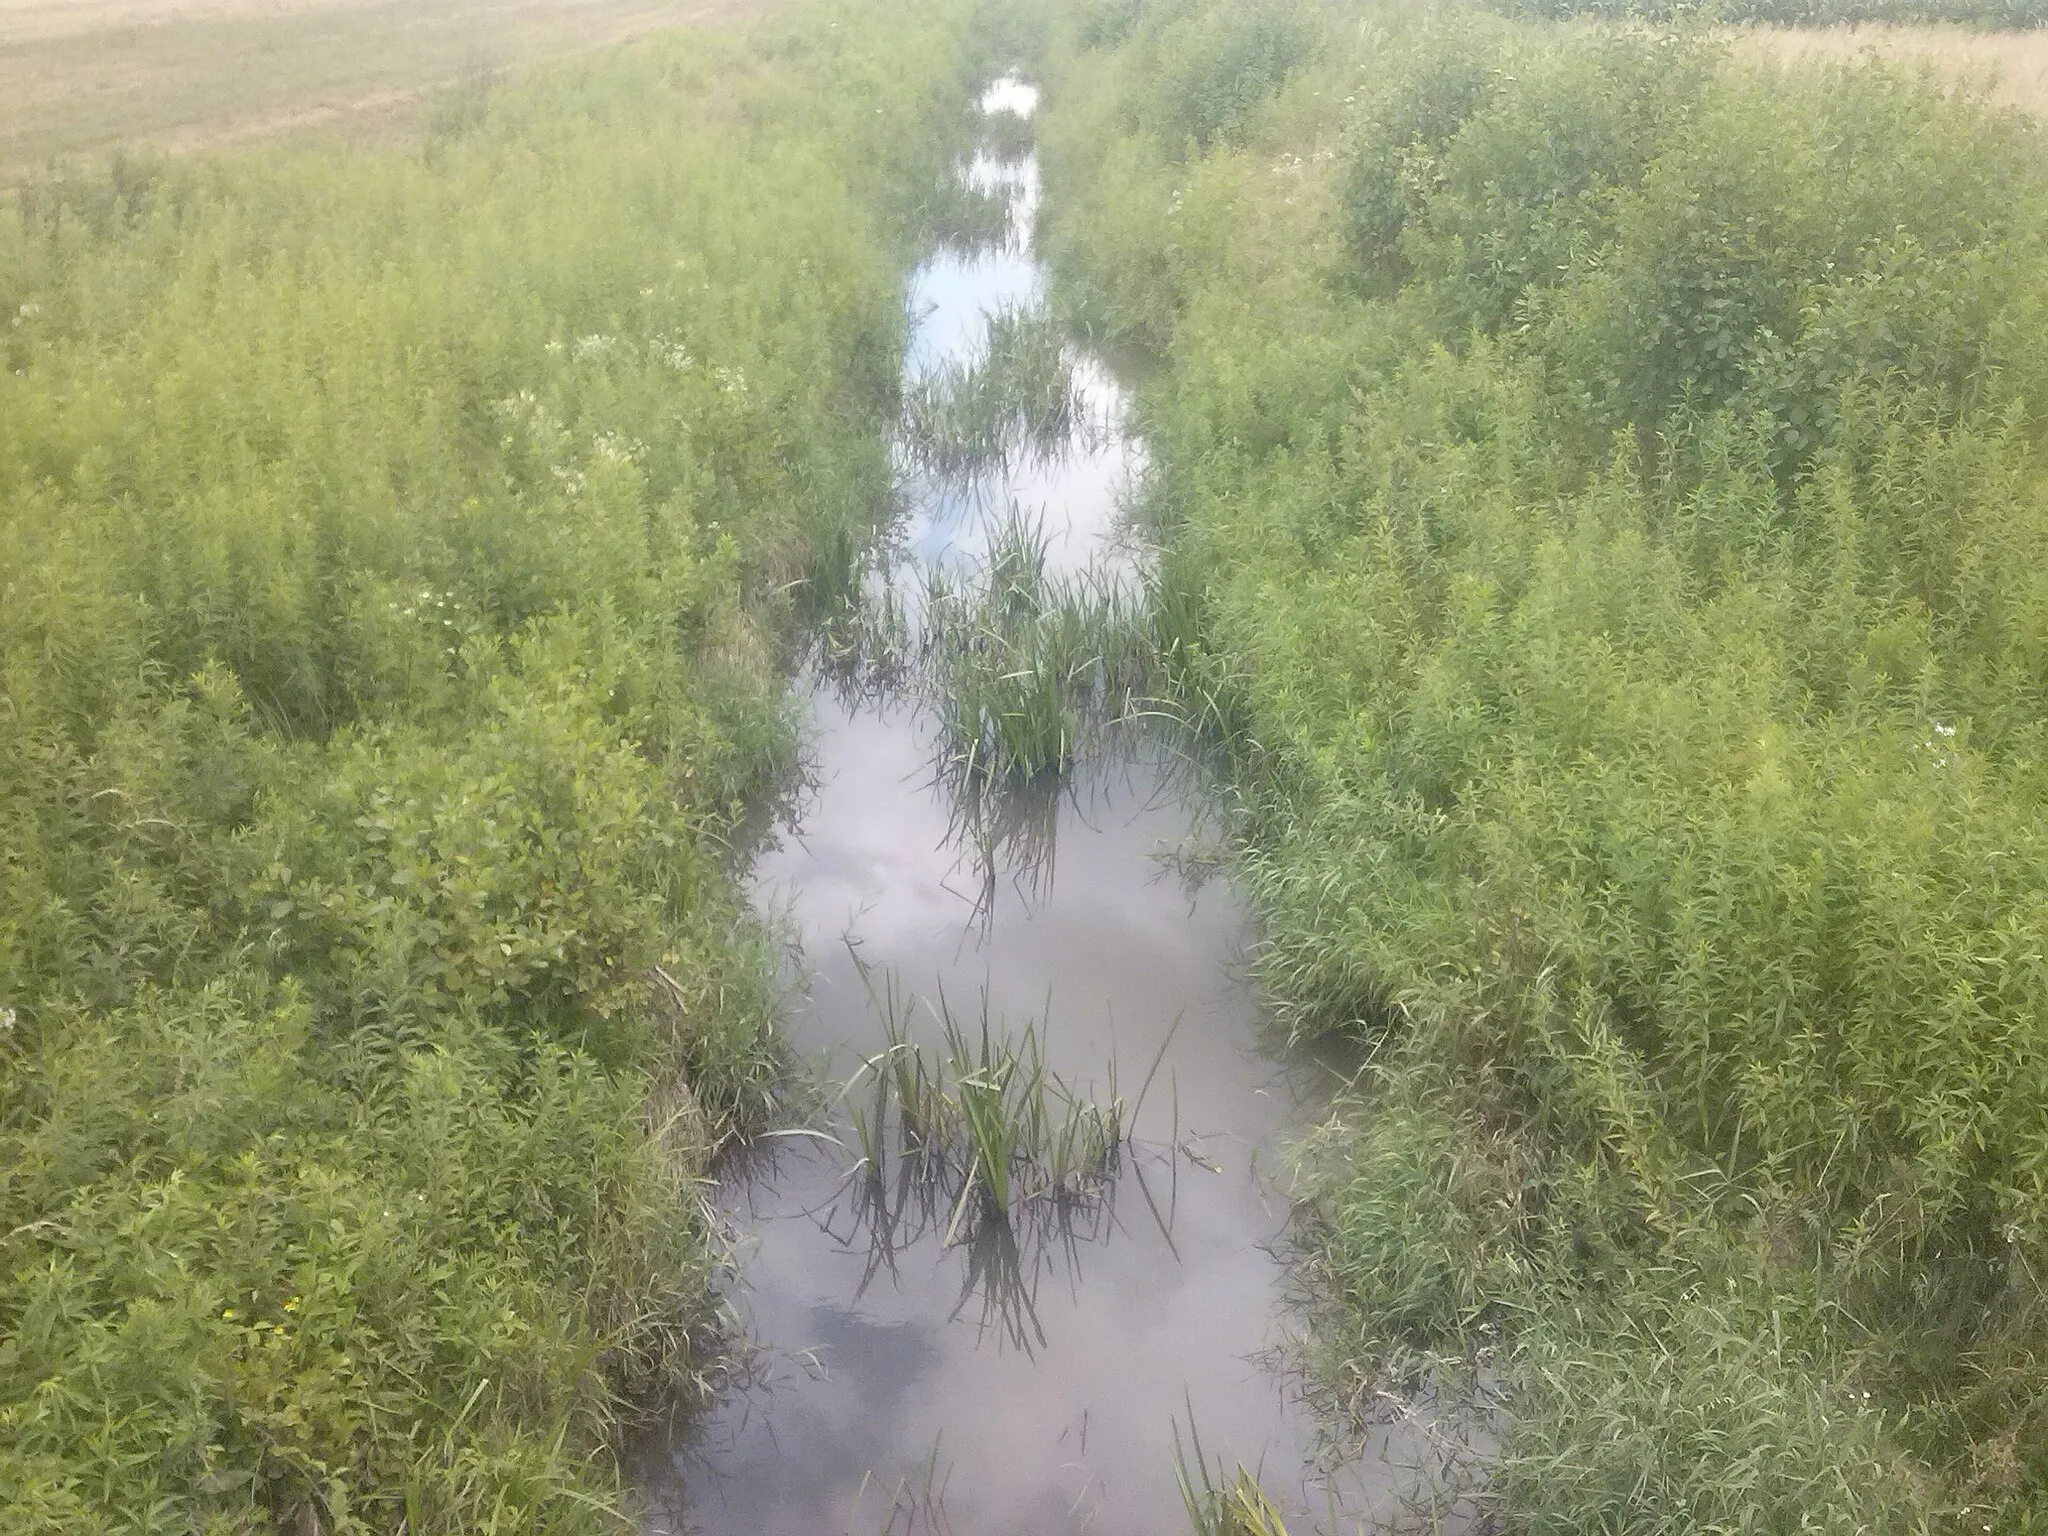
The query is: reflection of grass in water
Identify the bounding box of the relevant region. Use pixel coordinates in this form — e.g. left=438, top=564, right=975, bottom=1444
left=915, top=75, right=1036, bottom=259
left=788, top=506, right=1166, bottom=835
left=798, top=507, right=1182, bottom=914
left=932, top=746, right=1064, bottom=929
left=806, top=560, right=917, bottom=708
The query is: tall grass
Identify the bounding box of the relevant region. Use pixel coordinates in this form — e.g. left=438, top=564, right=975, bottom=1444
left=919, top=511, right=1157, bottom=782
left=0, top=0, right=988, bottom=1528
left=835, top=970, right=1136, bottom=1352
left=1034, top=0, right=2048, bottom=1525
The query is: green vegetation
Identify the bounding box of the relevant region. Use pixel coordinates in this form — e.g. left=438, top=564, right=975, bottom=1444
left=0, top=2, right=986, bottom=1528
left=905, top=307, right=1084, bottom=481
left=917, top=167, right=1021, bottom=257
left=844, top=974, right=1127, bottom=1227
left=26, top=0, right=2048, bottom=1519
left=1173, top=1417, right=1293, bottom=1536
left=1035, top=0, right=2048, bottom=1527
left=835, top=971, right=1136, bottom=1354
left=920, top=512, right=1153, bottom=784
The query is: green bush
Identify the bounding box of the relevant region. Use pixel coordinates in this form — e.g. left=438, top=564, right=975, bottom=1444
left=0, top=0, right=981, bottom=1528
left=1340, top=14, right=1513, bottom=292
left=1143, top=0, right=1327, bottom=154
left=1532, top=63, right=2041, bottom=444
left=1036, top=0, right=2048, bottom=1523
left=1401, top=27, right=1717, bottom=330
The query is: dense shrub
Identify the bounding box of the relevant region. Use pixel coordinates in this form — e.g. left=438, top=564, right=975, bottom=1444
left=1397, top=27, right=1716, bottom=326
left=1340, top=14, right=1514, bottom=292
left=0, top=2, right=977, bottom=1529
left=1143, top=0, right=1328, bottom=153
left=1038, top=0, right=2048, bottom=1524
left=1531, top=63, right=2040, bottom=444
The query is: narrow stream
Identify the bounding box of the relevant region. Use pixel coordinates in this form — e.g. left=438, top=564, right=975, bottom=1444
left=636, top=80, right=1456, bottom=1536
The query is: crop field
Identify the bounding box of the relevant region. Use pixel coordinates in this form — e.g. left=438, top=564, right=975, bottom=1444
left=0, top=0, right=768, bottom=178
left=1738, top=20, right=2048, bottom=114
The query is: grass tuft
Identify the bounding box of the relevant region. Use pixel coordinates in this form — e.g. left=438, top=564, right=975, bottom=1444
left=1173, top=1414, right=1294, bottom=1536
left=903, top=307, right=1087, bottom=480
left=842, top=974, right=1127, bottom=1226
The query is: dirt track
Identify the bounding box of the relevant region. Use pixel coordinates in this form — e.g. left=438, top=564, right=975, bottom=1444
left=0, top=0, right=765, bottom=176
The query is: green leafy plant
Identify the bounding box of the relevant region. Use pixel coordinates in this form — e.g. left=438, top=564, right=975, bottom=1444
left=1032, top=0, right=2048, bottom=1524
left=0, top=0, right=988, bottom=1527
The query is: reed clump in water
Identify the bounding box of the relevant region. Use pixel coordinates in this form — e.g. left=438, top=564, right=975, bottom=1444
left=982, top=103, right=1040, bottom=160
left=835, top=972, right=1150, bottom=1352
left=903, top=306, right=1087, bottom=481
left=844, top=978, right=1127, bottom=1231
left=921, top=511, right=1158, bottom=782
left=1173, top=1417, right=1294, bottom=1536
left=919, top=165, right=1021, bottom=255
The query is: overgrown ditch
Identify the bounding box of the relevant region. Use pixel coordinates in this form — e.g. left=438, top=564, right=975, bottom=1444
left=634, top=75, right=1478, bottom=1536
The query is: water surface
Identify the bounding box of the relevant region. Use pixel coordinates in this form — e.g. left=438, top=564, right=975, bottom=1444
left=637, top=78, right=1465, bottom=1536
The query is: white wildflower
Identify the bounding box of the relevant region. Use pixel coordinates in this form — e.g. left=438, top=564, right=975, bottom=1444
left=592, top=431, right=644, bottom=466
left=650, top=335, right=695, bottom=372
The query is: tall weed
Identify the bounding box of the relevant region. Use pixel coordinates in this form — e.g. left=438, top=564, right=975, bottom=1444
left=1034, top=0, right=2048, bottom=1523
left=0, top=0, right=982, bottom=1527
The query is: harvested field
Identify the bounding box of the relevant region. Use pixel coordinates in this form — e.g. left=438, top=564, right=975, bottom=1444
left=0, top=0, right=765, bottom=177
left=1735, top=21, right=2048, bottom=116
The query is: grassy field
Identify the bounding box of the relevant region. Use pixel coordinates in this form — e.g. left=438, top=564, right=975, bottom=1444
left=0, top=0, right=767, bottom=178
left=1031, top=0, right=2048, bottom=1529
